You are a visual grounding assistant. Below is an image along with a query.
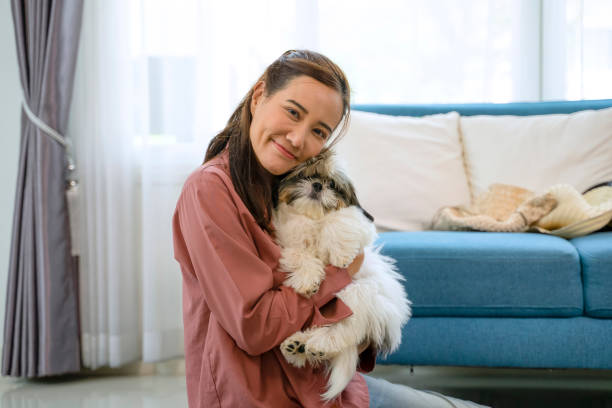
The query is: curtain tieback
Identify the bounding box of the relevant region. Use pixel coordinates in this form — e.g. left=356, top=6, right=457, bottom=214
left=21, top=99, right=69, bottom=147
left=21, top=99, right=77, bottom=180
left=22, top=98, right=80, bottom=256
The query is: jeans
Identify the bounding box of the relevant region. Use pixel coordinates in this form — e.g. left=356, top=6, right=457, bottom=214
left=363, top=375, right=490, bottom=408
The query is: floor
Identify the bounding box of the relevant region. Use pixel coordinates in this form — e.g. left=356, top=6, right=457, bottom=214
left=371, top=365, right=612, bottom=408
left=1, top=359, right=611, bottom=407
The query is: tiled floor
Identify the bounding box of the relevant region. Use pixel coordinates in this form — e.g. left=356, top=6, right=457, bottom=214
left=1, top=360, right=611, bottom=407
left=371, top=365, right=612, bottom=408
left=0, top=375, right=187, bottom=407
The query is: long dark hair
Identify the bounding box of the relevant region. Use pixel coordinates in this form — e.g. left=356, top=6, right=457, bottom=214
left=204, top=50, right=351, bottom=234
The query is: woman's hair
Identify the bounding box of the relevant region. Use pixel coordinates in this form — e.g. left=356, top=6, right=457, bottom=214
left=204, top=50, right=351, bottom=234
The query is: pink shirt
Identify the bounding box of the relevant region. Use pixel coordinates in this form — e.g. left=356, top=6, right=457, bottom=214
left=172, top=149, right=375, bottom=408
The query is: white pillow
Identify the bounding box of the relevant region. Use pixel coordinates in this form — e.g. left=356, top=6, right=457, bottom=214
left=461, top=107, right=612, bottom=196
left=335, top=110, right=471, bottom=231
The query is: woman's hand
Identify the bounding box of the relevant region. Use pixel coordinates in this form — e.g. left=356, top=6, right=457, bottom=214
left=346, top=252, right=364, bottom=277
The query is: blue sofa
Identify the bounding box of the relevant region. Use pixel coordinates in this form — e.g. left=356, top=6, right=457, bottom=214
left=353, top=100, right=612, bottom=369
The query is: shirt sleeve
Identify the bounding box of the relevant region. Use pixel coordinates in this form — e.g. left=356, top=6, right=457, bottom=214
left=172, top=169, right=353, bottom=356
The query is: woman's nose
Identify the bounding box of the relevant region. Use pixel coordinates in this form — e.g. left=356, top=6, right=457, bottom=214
left=286, top=127, right=306, bottom=149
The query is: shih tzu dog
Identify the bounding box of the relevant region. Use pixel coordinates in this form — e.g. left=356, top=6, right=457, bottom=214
left=273, top=149, right=412, bottom=402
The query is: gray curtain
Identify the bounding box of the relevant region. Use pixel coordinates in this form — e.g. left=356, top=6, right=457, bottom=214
left=2, top=0, right=84, bottom=377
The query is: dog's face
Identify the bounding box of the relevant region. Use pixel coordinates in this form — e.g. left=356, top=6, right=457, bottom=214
left=278, top=150, right=373, bottom=221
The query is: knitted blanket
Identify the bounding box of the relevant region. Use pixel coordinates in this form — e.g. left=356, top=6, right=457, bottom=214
left=431, top=183, right=612, bottom=238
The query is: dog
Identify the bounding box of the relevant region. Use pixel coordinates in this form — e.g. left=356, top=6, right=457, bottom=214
left=273, top=149, right=412, bottom=402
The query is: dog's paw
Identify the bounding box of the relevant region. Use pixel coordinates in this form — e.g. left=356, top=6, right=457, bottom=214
left=328, top=248, right=360, bottom=269
left=284, top=271, right=322, bottom=298
left=305, top=344, right=328, bottom=366
left=303, top=329, right=336, bottom=366
left=305, top=327, right=346, bottom=362
left=280, top=332, right=309, bottom=368
left=303, top=285, right=320, bottom=297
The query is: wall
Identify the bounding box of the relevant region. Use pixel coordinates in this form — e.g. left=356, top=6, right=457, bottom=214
left=0, top=3, right=22, bottom=358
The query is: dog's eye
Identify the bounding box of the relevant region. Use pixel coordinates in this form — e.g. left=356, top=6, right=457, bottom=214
left=328, top=180, right=336, bottom=190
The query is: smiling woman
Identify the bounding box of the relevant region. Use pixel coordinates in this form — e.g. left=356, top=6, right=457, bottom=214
left=203, top=50, right=351, bottom=234
left=174, top=50, right=365, bottom=408
left=172, top=50, right=488, bottom=408
left=249, top=76, right=344, bottom=175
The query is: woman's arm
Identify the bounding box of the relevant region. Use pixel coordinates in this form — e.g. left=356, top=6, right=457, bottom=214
left=173, top=170, right=353, bottom=356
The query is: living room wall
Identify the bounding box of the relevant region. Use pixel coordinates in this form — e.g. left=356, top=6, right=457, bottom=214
left=0, top=1, right=22, bottom=358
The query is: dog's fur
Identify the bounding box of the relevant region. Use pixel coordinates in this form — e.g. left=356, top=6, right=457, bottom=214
left=273, top=150, right=412, bottom=402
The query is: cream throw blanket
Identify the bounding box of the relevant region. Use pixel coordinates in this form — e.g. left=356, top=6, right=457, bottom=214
left=431, top=183, right=612, bottom=238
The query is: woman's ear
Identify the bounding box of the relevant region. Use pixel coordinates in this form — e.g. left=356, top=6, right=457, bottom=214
left=250, top=81, right=265, bottom=115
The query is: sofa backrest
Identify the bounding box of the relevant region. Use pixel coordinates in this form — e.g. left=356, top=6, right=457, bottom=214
left=352, top=99, right=612, bottom=117
left=339, top=100, right=612, bottom=231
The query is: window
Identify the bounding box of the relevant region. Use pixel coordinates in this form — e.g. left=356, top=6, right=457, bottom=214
left=130, top=0, right=612, bottom=146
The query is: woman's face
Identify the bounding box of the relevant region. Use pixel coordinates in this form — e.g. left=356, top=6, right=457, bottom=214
left=249, top=75, right=344, bottom=176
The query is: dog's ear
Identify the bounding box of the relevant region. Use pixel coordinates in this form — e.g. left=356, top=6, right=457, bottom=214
left=350, top=194, right=375, bottom=223
left=342, top=177, right=375, bottom=223
left=350, top=188, right=374, bottom=222
left=359, top=207, right=375, bottom=223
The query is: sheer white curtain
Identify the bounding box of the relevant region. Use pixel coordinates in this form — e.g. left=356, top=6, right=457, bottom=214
left=319, top=0, right=541, bottom=103
left=68, top=0, right=320, bottom=368
left=67, top=0, right=611, bottom=368
left=542, top=0, right=612, bottom=100
left=68, top=1, right=141, bottom=368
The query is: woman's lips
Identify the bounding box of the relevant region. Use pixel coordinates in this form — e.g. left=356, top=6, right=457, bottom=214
left=273, top=141, right=296, bottom=160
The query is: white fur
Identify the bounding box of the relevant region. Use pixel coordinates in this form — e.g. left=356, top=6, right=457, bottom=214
left=274, top=202, right=412, bottom=402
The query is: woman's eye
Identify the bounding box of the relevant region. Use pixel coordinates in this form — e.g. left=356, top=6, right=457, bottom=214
left=313, top=128, right=328, bottom=139
left=287, top=108, right=299, bottom=118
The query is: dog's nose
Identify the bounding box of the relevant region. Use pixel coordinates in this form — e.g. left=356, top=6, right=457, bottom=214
left=312, top=182, right=323, bottom=192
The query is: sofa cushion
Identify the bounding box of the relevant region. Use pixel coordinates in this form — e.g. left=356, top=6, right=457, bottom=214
left=571, top=231, right=612, bottom=317
left=383, top=316, right=612, bottom=369
left=377, top=231, right=583, bottom=317
left=460, top=107, right=612, bottom=196
left=335, top=110, right=471, bottom=231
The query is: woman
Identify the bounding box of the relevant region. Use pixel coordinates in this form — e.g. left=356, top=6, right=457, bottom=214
left=172, top=50, right=488, bottom=408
